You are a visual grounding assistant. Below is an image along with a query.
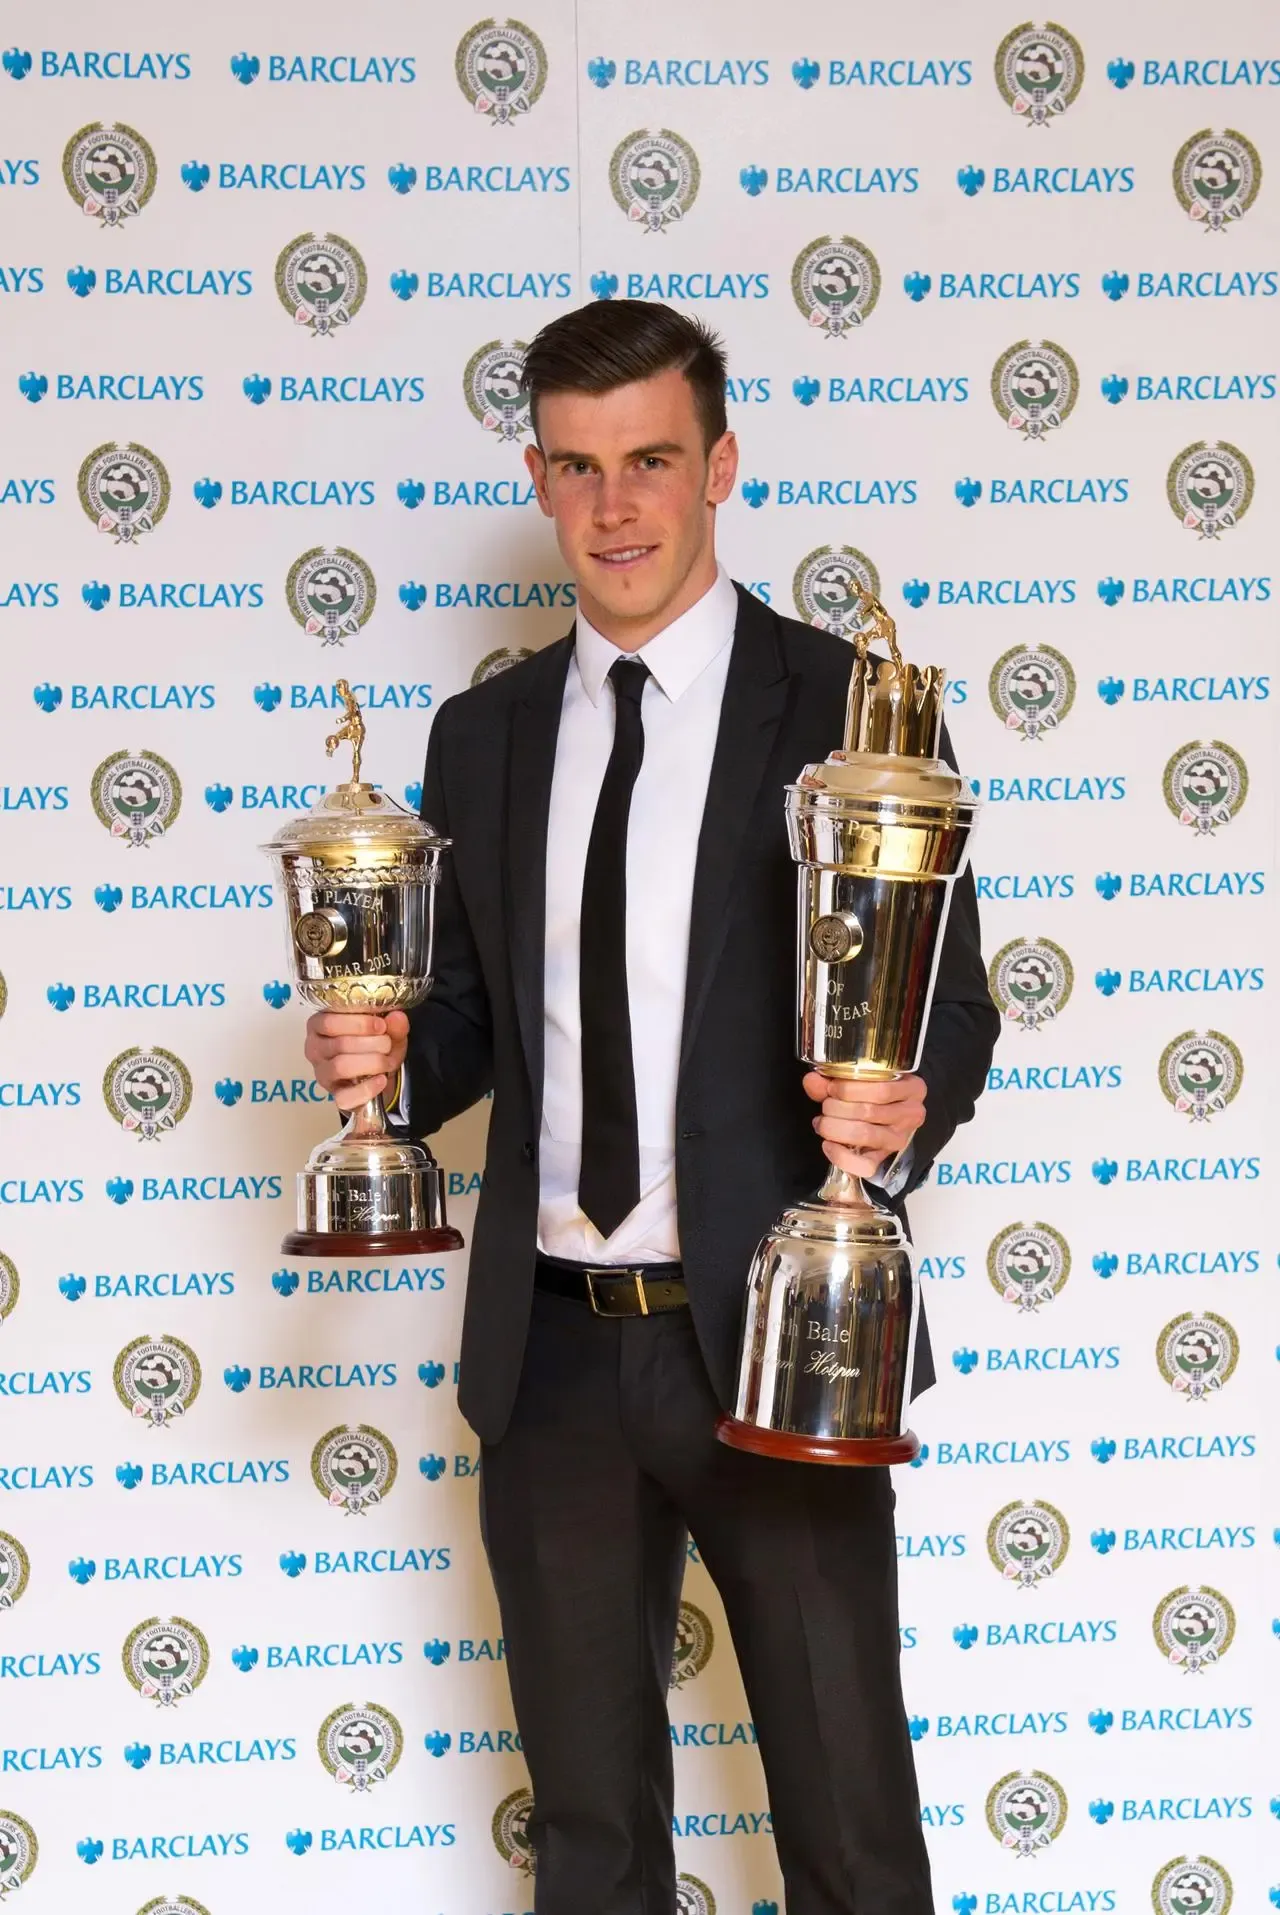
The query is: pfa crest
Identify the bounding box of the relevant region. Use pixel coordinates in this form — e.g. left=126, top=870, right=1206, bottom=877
left=669, top=1600, right=715, bottom=1690
left=114, top=1334, right=201, bottom=1429
left=1174, top=130, right=1261, bottom=232
left=492, top=1786, right=536, bottom=1873
left=276, top=233, right=367, bottom=336
left=0, top=1532, right=30, bottom=1612
left=78, top=440, right=170, bottom=543
left=1163, top=741, right=1247, bottom=835
left=0, top=975, right=5, bottom=1022
left=1167, top=441, right=1253, bottom=539
left=995, top=24, right=1084, bottom=126
left=312, top=1424, right=398, bottom=1515
left=139, top=1900, right=212, bottom=1915
left=63, top=121, right=156, bottom=226
left=0, top=1812, right=37, bottom=1897
left=677, top=1876, right=718, bottom=1915
left=610, top=129, right=700, bottom=231
left=104, top=1048, right=192, bottom=1141
left=456, top=20, right=547, bottom=124
left=1153, top=1586, right=1235, bottom=1672
left=1157, top=1313, right=1238, bottom=1401
left=472, top=647, right=535, bottom=685
left=987, top=1222, right=1070, bottom=1313
left=464, top=341, right=532, bottom=442
left=287, top=547, right=377, bottom=647
left=91, top=749, right=182, bottom=848
left=1153, top=1856, right=1233, bottom=1915
left=987, top=1500, right=1070, bottom=1587
left=989, top=643, right=1075, bottom=739
left=986, top=1770, right=1067, bottom=1856
left=0, top=1252, right=17, bottom=1327
left=318, top=1703, right=404, bottom=1791
left=992, top=340, right=1077, bottom=440
left=792, top=236, right=881, bottom=337
left=1159, top=1030, right=1242, bottom=1123
left=792, top=545, right=881, bottom=636
left=989, top=938, right=1074, bottom=1032
left=123, top=1616, right=209, bottom=1706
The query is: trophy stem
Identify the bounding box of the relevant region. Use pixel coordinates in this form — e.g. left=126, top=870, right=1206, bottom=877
left=815, top=1162, right=877, bottom=1211
left=345, top=1094, right=390, bottom=1143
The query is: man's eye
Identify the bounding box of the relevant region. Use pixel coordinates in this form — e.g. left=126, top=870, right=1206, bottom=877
left=639, top=456, right=666, bottom=470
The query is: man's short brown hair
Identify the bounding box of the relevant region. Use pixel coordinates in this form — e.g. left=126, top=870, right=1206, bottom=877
left=523, top=300, right=728, bottom=451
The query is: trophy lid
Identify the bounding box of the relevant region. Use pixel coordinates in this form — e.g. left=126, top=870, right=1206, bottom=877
left=794, top=595, right=978, bottom=809
left=259, top=681, right=449, bottom=858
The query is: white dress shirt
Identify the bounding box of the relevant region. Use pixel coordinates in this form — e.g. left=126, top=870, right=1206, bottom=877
left=537, top=564, right=739, bottom=1261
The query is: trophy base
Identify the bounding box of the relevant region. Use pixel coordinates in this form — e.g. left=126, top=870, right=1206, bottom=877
left=283, top=1226, right=463, bottom=1256
left=283, top=1156, right=464, bottom=1258
left=715, top=1413, right=919, bottom=1467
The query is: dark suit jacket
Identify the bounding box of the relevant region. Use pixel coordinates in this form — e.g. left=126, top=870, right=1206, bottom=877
left=407, top=583, right=999, bottom=1444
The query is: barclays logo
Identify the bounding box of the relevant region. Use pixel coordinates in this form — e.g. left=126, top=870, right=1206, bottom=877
left=406, top=270, right=570, bottom=300
left=958, top=166, right=1136, bottom=196
left=108, top=884, right=275, bottom=912
left=1103, top=575, right=1270, bottom=605
left=900, top=578, right=1076, bottom=607
left=796, top=378, right=966, bottom=406
left=954, top=1346, right=1120, bottom=1375
left=277, top=1546, right=451, bottom=1576
left=1093, top=1247, right=1259, bottom=1274
left=223, top=1361, right=397, bottom=1391
left=1117, top=372, right=1276, bottom=402
left=258, top=1639, right=404, bottom=1670
left=243, top=374, right=425, bottom=404
left=5, top=49, right=191, bottom=80
left=590, top=56, right=769, bottom=86
left=31, top=372, right=204, bottom=402
left=1095, top=870, right=1264, bottom=900
left=1110, top=270, right=1278, bottom=300
left=800, top=57, right=972, bottom=87
left=982, top=777, right=1125, bottom=803
left=935, top=1160, right=1071, bottom=1187
left=742, top=478, right=917, bottom=507
left=905, top=271, right=1080, bottom=301
left=83, top=1830, right=251, bottom=1860
left=1101, top=676, right=1269, bottom=704
left=232, top=52, right=416, bottom=84
left=0, top=477, right=54, bottom=504
left=741, top=164, right=919, bottom=195
left=1120, top=58, right=1280, bottom=86
left=201, top=478, right=377, bottom=507
left=198, top=161, right=366, bottom=191
left=0, top=266, right=42, bottom=293
left=34, top=683, right=216, bottom=712
left=1091, top=1434, right=1256, bottom=1463
left=975, top=874, right=1075, bottom=901
left=64, top=1267, right=235, bottom=1298
left=956, top=478, right=1127, bottom=506
left=613, top=272, right=769, bottom=302
left=303, top=1821, right=457, bottom=1851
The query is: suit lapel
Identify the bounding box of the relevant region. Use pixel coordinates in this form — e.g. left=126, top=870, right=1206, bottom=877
left=505, top=634, right=573, bottom=1105
left=680, top=587, right=793, bottom=1071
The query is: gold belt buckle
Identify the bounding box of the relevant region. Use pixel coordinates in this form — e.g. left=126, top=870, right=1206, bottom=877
left=583, top=1268, right=649, bottom=1317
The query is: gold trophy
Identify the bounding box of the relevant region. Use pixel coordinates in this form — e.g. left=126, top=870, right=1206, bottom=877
left=717, top=598, right=980, bottom=1464
left=261, top=683, right=463, bottom=1255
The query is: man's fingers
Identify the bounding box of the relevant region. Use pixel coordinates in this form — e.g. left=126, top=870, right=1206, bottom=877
left=309, top=1012, right=389, bottom=1038
left=804, top=1070, right=923, bottom=1108
left=325, top=1051, right=401, bottom=1085
left=814, top=1114, right=902, bottom=1151
left=333, top=1073, right=387, bottom=1111
left=307, top=1032, right=395, bottom=1062
left=820, top=1139, right=888, bottom=1178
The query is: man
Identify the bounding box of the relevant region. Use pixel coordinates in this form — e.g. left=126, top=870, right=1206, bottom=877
left=305, top=302, right=998, bottom=1914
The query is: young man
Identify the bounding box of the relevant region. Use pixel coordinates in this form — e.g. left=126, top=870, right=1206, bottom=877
left=305, top=302, right=998, bottom=1914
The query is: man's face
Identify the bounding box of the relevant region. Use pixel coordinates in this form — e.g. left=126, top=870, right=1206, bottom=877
left=525, top=365, right=738, bottom=639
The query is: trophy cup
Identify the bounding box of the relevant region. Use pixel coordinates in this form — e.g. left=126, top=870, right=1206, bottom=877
left=261, top=683, right=464, bottom=1256
left=717, top=598, right=980, bottom=1464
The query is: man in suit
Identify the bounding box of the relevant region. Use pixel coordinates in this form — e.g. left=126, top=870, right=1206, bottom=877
left=305, top=302, right=998, bottom=1915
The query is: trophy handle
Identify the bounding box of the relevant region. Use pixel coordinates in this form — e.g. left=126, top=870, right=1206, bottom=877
left=813, top=1161, right=882, bottom=1217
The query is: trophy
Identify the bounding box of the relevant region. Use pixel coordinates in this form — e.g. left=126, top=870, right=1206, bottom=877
left=717, top=598, right=980, bottom=1465
left=261, top=682, right=464, bottom=1256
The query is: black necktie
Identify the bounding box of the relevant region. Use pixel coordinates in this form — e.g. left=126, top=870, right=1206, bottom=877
left=578, top=656, right=650, bottom=1240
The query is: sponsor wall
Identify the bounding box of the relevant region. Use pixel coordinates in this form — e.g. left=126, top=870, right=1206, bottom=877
left=0, top=2, right=1275, bottom=1911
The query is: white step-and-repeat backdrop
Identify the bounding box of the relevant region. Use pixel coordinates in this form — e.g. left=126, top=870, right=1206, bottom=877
left=0, top=2, right=1275, bottom=1911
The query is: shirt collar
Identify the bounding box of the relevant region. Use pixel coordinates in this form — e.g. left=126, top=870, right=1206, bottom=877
left=573, top=565, right=738, bottom=707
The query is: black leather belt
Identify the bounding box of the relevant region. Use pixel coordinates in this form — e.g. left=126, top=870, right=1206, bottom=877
left=534, top=1253, right=689, bottom=1317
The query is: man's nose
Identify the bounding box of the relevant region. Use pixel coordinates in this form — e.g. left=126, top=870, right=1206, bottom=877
left=592, top=473, right=636, bottom=528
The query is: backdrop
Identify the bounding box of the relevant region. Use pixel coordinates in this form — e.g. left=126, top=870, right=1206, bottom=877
left=0, top=2, right=1275, bottom=1912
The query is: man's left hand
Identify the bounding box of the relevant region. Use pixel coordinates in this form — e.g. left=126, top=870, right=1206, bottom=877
left=801, top=1071, right=927, bottom=1181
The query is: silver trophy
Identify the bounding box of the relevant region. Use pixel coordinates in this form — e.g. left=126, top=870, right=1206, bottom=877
left=261, top=683, right=463, bottom=1255
left=717, top=598, right=980, bottom=1464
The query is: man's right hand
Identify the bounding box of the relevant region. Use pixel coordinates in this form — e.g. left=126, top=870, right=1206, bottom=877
left=304, top=1010, right=409, bottom=1112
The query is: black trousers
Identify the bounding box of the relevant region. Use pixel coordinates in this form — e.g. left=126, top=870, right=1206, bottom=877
left=479, top=1288, right=933, bottom=1915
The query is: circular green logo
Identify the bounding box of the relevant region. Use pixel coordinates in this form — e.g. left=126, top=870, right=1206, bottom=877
left=989, top=937, right=1074, bottom=1031
left=1156, top=1314, right=1238, bottom=1400
left=63, top=121, right=156, bottom=226
left=1173, top=130, right=1261, bottom=231
left=1153, top=1586, right=1235, bottom=1671
left=276, top=233, right=367, bottom=336
left=792, top=236, right=880, bottom=336
left=287, top=547, right=377, bottom=647
left=78, top=440, right=170, bottom=543
left=1159, top=1030, right=1242, bottom=1122
left=1168, top=441, right=1253, bottom=538
left=1153, top=1856, right=1233, bottom=1915
left=312, top=1425, right=398, bottom=1515
left=991, top=340, right=1078, bottom=439
left=987, top=1222, right=1070, bottom=1312
left=987, top=1500, right=1070, bottom=1587
left=464, top=341, right=531, bottom=441
left=456, top=20, right=547, bottom=123
left=1163, top=741, right=1247, bottom=834
left=610, top=129, right=700, bottom=231
left=792, top=545, right=881, bottom=635
left=318, top=1703, right=404, bottom=1791
left=492, top=1786, right=536, bottom=1873
left=986, top=1770, right=1067, bottom=1855
left=123, top=1616, right=209, bottom=1706
left=995, top=24, right=1084, bottom=125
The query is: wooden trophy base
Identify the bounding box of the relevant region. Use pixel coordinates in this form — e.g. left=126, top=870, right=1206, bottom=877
left=715, top=1413, right=920, bottom=1467
left=282, top=1227, right=465, bottom=1257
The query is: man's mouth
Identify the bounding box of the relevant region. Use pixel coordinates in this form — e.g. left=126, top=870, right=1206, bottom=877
left=592, top=544, right=657, bottom=569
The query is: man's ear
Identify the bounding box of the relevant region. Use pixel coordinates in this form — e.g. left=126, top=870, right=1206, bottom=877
left=706, top=429, right=739, bottom=507
left=525, top=442, right=553, bottom=518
